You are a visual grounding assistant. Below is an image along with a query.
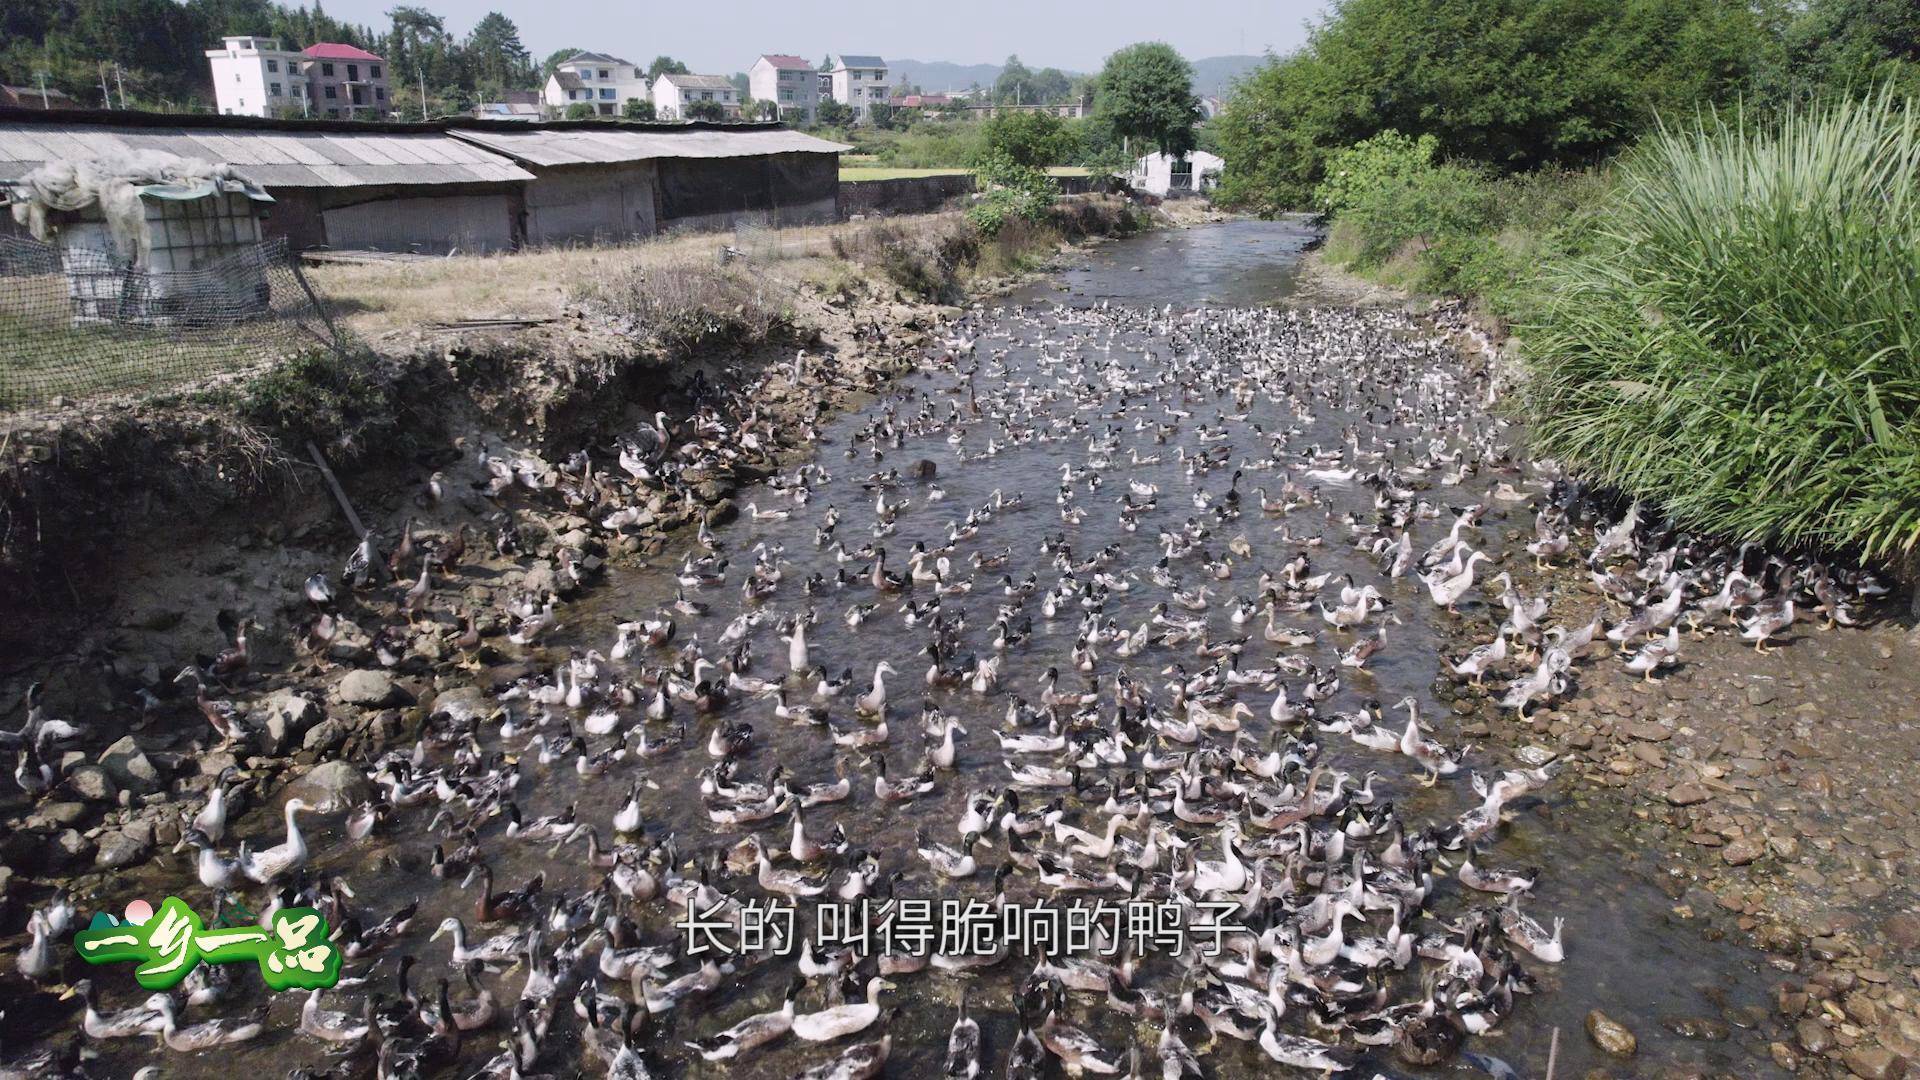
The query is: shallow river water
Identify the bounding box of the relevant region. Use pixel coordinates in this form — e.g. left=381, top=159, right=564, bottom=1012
left=79, top=220, right=1786, bottom=1079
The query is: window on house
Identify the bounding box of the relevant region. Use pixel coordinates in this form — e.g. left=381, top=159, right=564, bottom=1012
left=600, top=88, right=614, bottom=99
left=324, top=85, right=337, bottom=99
left=780, top=89, right=793, bottom=101
left=351, top=86, right=364, bottom=104
left=347, top=64, right=359, bottom=80
left=370, top=65, right=381, bottom=79
left=270, top=82, right=281, bottom=95
left=267, top=59, right=278, bottom=73
left=321, top=62, right=334, bottom=76
left=580, top=69, right=592, bottom=79
left=850, top=71, right=861, bottom=80
left=375, top=87, right=384, bottom=100
left=599, top=69, right=610, bottom=78
left=327, top=108, right=339, bottom=117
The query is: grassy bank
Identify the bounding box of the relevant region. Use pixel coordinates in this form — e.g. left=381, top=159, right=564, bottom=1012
left=1317, top=94, right=1920, bottom=566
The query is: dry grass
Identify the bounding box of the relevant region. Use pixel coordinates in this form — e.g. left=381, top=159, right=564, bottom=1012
left=304, top=219, right=952, bottom=338
left=307, top=203, right=1133, bottom=342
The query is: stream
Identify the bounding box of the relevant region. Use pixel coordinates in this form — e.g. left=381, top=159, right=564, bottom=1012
left=77, top=219, right=1785, bottom=1079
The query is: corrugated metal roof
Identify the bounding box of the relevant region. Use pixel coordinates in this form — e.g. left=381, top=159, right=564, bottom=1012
left=0, top=119, right=532, bottom=186
left=833, top=55, right=886, bottom=69
left=447, top=126, right=850, bottom=167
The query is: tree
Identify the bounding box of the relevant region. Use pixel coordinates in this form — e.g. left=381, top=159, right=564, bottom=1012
left=683, top=98, right=726, bottom=121
left=1211, top=0, right=1786, bottom=211
left=464, top=11, right=529, bottom=93
left=622, top=97, right=654, bottom=119
left=978, top=109, right=1073, bottom=167
left=564, top=101, right=595, bottom=119
left=814, top=99, right=855, bottom=127
left=540, top=47, right=583, bottom=79
left=1095, top=42, right=1200, bottom=159
left=647, top=55, right=689, bottom=82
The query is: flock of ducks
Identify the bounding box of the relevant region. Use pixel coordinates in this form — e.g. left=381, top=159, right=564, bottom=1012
left=5, top=294, right=1890, bottom=1080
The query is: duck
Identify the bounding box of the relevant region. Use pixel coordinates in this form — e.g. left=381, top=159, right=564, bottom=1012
left=797, top=1032, right=892, bottom=1080
left=916, top=829, right=987, bottom=878
left=686, top=975, right=803, bottom=1061
left=429, top=916, right=536, bottom=968
left=791, top=975, right=893, bottom=1041
left=237, top=798, right=311, bottom=884
left=65, top=979, right=166, bottom=1039
left=154, top=995, right=265, bottom=1052
left=299, top=987, right=370, bottom=1045
left=944, top=987, right=981, bottom=1079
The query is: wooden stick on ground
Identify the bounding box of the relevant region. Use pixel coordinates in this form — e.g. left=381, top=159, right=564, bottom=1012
left=307, top=439, right=367, bottom=539
left=1546, top=1026, right=1560, bottom=1080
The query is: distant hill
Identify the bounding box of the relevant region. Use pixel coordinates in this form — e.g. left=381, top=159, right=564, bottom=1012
left=1191, top=55, right=1267, bottom=99
left=885, top=53, right=1269, bottom=100
left=886, top=60, right=1019, bottom=93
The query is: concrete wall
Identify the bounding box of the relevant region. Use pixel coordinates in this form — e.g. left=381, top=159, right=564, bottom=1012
left=839, top=173, right=976, bottom=218
left=523, top=161, right=658, bottom=246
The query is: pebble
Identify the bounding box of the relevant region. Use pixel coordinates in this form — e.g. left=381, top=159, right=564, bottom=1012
left=1843, top=1046, right=1907, bottom=1080
left=1800, top=1018, right=1836, bottom=1054
left=94, top=826, right=151, bottom=868
left=1587, top=1009, right=1638, bottom=1056
left=1667, top=782, right=1712, bottom=806
left=1723, top=835, right=1765, bottom=866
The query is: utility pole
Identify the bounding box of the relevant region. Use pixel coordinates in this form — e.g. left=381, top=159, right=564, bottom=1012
left=34, top=69, right=50, bottom=109
left=114, top=63, right=127, bottom=109
left=98, top=62, right=112, bottom=108
left=418, top=64, right=428, bottom=120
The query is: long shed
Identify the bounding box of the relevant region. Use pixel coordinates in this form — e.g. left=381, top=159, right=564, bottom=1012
left=0, top=107, right=532, bottom=253
left=444, top=123, right=849, bottom=243
left=0, top=109, right=850, bottom=254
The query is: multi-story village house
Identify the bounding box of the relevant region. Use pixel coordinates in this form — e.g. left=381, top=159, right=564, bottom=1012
left=748, top=55, right=818, bottom=124
left=542, top=52, right=649, bottom=118
left=825, top=55, right=890, bottom=120
left=652, top=73, right=741, bottom=120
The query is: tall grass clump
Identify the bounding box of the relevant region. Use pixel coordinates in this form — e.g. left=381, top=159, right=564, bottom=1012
left=1522, top=89, right=1920, bottom=562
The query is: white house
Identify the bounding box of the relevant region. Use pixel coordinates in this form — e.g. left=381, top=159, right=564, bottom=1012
left=543, top=51, right=649, bottom=117
left=1130, top=150, right=1224, bottom=196
left=205, top=36, right=309, bottom=117
left=749, top=54, right=818, bottom=124
left=653, top=73, right=740, bottom=120
left=826, top=54, right=890, bottom=120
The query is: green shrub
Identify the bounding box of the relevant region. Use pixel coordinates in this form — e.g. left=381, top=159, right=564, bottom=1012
left=967, top=152, right=1056, bottom=235
left=241, top=346, right=392, bottom=455
left=1523, top=89, right=1920, bottom=559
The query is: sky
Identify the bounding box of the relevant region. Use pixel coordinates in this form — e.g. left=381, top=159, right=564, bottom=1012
left=311, top=0, right=1328, bottom=75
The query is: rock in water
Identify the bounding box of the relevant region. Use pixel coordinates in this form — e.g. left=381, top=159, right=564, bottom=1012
left=1587, top=1009, right=1637, bottom=1056
left=336, top=669, right=399, bottom=707
left=281, top=760, right=372, bottom=812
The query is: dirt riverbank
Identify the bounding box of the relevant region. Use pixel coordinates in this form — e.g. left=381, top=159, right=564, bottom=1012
left=1298, top=250, right=1920, bottom=1079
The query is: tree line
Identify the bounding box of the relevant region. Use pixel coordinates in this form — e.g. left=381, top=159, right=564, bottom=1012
left=1, top=0, right=541, bottom=117
left=1212, top=0, right=1920, bottom=211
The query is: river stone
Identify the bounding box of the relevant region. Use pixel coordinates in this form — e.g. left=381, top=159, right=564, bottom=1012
left=705, top=499, right=739, bottom=527
left=98, top=736, right=161, bottom=793
left=1844, top=1047, right=1907, bottom=1080
left=1667, top=782, right=1712, bottom=806
left=1665, top=1015, right=1730, bottom=1040
left=336, top=669, right=399, bottom=707
left=95, top=826, right=151, bottom=868
left=1723, top=835, right=1765, bottom=866
left=302, top=718, right=347, bottom=755
left=65, top=764, right=117, bottom=802
left=1748, top=680, right=1779, bottom=706
left=281, top=760, right=372, bottom=812
left=1627, top=721, right=1672, bottom=742
left=53, top=828, right=95, bottom=867
left=1799, top=1019, right=1835, bottom=1054
left=261, top=688, right=322, bottom=751
left=1885, top=914, right=1920, bottom=950
left=1587, top=1009, right=1638, bottom=1056
left=430, top=685, right=493, bottom=727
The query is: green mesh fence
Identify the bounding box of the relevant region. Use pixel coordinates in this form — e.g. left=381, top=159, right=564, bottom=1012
left=0, top=236, right=342, bottom=411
